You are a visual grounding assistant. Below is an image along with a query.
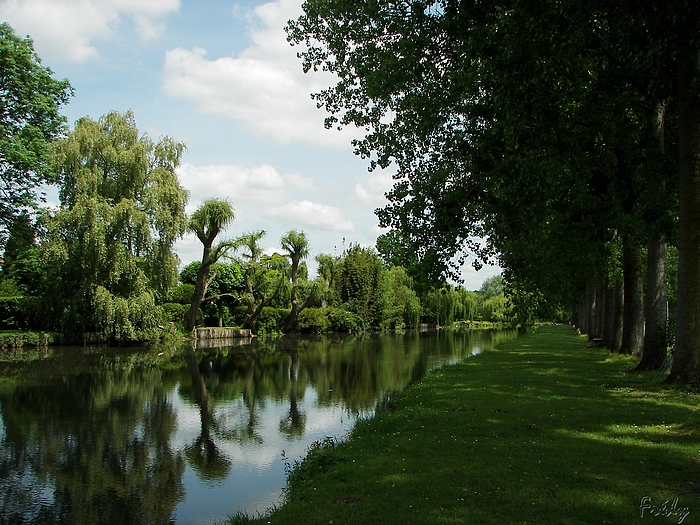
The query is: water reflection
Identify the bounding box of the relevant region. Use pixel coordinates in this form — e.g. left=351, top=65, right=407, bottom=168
left=0, top=328, right=516, bottom=524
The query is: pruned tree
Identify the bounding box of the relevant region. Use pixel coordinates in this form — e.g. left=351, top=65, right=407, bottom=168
left=184, top=198, right=235, bottom=332
left=234, top=231, right=286, bottom=330
left=280, top=230, right=319, bottom=333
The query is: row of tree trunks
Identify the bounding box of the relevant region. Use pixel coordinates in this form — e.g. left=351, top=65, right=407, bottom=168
left=576, top=235, right=667, bottom=365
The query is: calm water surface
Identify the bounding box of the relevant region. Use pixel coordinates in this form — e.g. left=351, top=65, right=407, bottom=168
left=0, top=329, right=517, bottom=525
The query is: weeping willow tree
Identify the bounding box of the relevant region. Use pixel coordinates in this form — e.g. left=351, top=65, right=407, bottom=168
left=39, top=111, right=189, bottom=340
left=423, top=286, right=479, bottom=326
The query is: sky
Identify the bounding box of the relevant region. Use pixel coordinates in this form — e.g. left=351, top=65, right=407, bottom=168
left=1, top=0, right=500, bottom=290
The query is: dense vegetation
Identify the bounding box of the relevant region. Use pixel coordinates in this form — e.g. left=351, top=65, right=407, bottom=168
left=0, top=21, right=511, bottom=342
left=286, top=0, right=700, bottom=383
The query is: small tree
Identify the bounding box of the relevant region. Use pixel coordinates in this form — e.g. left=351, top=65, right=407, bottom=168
left=184, top=199, right=235, bottom=332
left=280, top=230, right=320, bottom=333
left=234, top=231, right=286, bottom=330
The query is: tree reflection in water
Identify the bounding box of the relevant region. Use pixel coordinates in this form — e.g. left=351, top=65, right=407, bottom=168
left=0, top=362, right=184, bottom=525
left=182, top=344, right=232, bottom=483
left=0, top=328, right=518, bottom=523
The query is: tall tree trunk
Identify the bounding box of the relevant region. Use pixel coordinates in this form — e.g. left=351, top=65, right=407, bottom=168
left=620, top=239, right=644, bottom=355
left=639, top=102, right=669, bottom=371
left=603, top=279, right=624, bottom=352
left=640, top=236, right=668, bottom=369
left=185, top=246, right=212, bottom=333
left=669, top=36, right=700, bottom=384
left=602, top=281, right=616, bottom=349
left=593, top=278, right=606, bottom=339
left=576, top=293, right=587, bottom=333
left=612, top=278, right=624, bottom=353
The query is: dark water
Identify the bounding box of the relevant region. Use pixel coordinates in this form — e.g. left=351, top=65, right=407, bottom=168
left=0, top=328, right=517, bottom=525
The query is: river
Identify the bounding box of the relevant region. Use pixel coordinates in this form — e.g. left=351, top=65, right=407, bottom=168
left=0, top=328, right=517, bottom=525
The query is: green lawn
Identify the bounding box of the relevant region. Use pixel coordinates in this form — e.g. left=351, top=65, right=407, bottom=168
left=239, top=325, right=699, bottom=525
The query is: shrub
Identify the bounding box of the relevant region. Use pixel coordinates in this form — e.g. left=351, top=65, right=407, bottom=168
left=161, top=302, right=190, bottom=328
left=255, top=307, right=289, bottom=334
left=168, top=283, right=195, bottom=304
left=0, top=296, right=31, bottom=329
left=295, top=308, right=330, bottom=333
left=325, top=306, right=367, bottom=332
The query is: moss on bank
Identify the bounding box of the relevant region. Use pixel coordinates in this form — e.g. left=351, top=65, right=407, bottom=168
left=236, top=325, right=699, bottom=525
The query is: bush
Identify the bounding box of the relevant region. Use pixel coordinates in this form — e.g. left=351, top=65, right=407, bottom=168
left=168, top=283, right=195, bottom=304
left=295, top=308, right=330, bottom=333
left=255, top=307, right=289, bottom=334
left=0, top=330, right=54, bottom=348
left=0, top=296, right=32, bottom=329
left=325, top=306, right=367, bottom=332
left=161, top=302, right=190, bottom=328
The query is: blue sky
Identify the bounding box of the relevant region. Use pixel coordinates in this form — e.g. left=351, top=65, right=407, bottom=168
left=1, top=0, right=499, bottom=290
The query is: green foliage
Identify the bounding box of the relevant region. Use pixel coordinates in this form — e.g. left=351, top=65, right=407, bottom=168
left=0, top=296, right=28, bottom=329
left=188, top=198, right=234, bottom=241
left=92, top=287, right=165, bottom=341
left=161, top=302, right=189, bottom=324
left=295, top=307, right=331, bottom=334
left=0, top=23, right=73, bottom=247
left=280, top=230, right=309, bottom=282
left=179, top=261, right=243, bottom=297
left=2, top=246, right=43, bottom=294
left=2, top=212, right=35, bottom=268
left=254, top=307, right=289, bottom=335
left=376, top=229, right=444, bottom=293
left=479, top=275, right=504, bottom=300
left=325, top=306, right=366, bottom=332
left=479, top=294, right=510, bottom=323
left=38, top=111, right=188, bottom=340
left=381, top=266, right=422, bottom=329
left=315, top=253, right=342, bottom=306
left=0, top=279, right=22, bottom=298
left=422, top=286, right=479, bottom=326
left=337, top=244, right=387, bottom=327
left=168, top=283, right=195, bottom=304
left=0, top=330, right=54, bottom=347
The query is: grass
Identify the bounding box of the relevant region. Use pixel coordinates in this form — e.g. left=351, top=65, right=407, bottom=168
left=234, top=325, right=699, bottom=525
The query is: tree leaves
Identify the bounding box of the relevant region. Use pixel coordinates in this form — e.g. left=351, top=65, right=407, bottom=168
left=0, top=23, right=73, bottom=247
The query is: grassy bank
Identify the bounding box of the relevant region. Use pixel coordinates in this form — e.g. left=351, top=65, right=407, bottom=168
left=241, top=325, right=699, bottom=525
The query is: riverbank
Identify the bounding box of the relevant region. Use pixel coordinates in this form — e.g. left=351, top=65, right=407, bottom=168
left=240, top=324, right=699, bottom=525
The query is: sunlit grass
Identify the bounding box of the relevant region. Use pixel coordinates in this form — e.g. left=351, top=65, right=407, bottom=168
left=233, top=325, right=699, bottom=525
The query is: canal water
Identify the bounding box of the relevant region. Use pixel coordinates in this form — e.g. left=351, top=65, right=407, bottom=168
left=0, top=328, right=517, bottom=525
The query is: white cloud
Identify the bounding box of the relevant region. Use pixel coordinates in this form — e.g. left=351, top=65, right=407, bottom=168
left=162, top=0, right=359, bottom=148
left=284, top=173, right=322, bottom=193
left=177, top=162, right=289, bottom=212
left=0, top=0, right=179, bottom=62
left=264, top=201, right=354, bottom=232
left=354, top=170, right=394, bottom=206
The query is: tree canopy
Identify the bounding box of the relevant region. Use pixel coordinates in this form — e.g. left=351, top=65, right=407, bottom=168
left=0, top=23, right=73, bottom=247
left=39, top=111, right=189, bottom=340
left=288, top=0, right=700, bottom=383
